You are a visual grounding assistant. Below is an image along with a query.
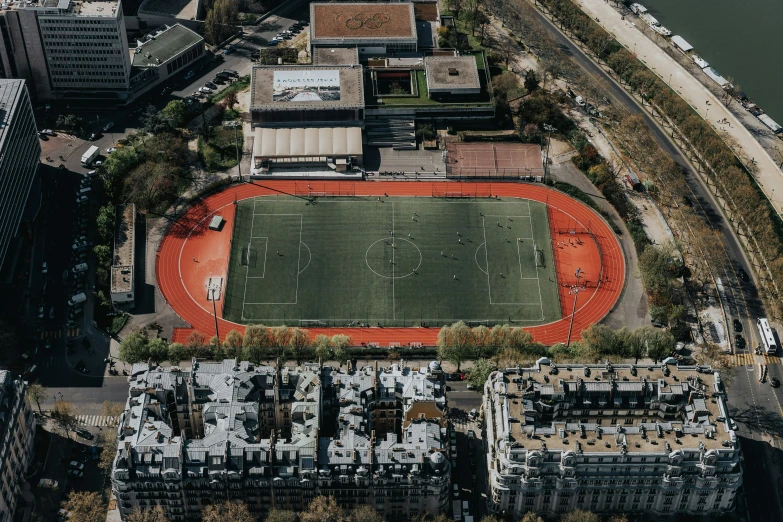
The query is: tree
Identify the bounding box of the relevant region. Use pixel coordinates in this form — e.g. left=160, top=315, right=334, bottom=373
left=349, top=505, right=384, bottom=522
left=560, top=510, right=599, bottom=522
left=186, top=331, right=207, bottom=349
left=204, top=0, right=239, bottom=45
left=148, top=338, right=170, bottom=362
left=52, top=400, right=79, bottom=438
left=520, top=513, right=544, bottom=522
left=524, top=69, right=539, bottom=92
left=161, top=100, right=189, bottom=128
left=62, top=492, right=105, bottom=522
left=224, top=329, right=244, bottom=348
left=96, top=205, right=115, bottom=243
left=224, top=90, right=239, bottom=111
left=102, top=401, right=124, bottom=419
left=140, top=104, right=174, bottom=135
left=266, top=509, right=298, bottom=522
left=313, top=334, right=333, bottom=362
left=300, top=496, right=344, bottom=522
left=203, top=501, right=255, bottom=522
left=127, top=507, right=169, bottom=522
left=288, top=327, right=313, bottom=363
left=126, top=160, right=178, bottom=213
left=27, top=383, right=47, bottom=414
left=98, top=430, right=118, bottom=473
left=118, top=332, right=150, bottom=364
left=243, top=324, right=272, bottom=363
left=437, top=322, right=473, bottom=371
left=168, top=342, right=189, bottom=364
left=467, top=358, right=496, bottom=389
left=55, top=114, right=84, bottom=134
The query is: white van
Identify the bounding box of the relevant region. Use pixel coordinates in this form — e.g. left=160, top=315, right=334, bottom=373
left=79, top=187, right=91, bottom=195
left=68, top=292, right=87, bottom=306
left=73, top=263, right=88, bottom=273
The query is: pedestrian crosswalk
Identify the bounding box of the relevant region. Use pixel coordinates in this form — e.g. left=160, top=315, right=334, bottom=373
left=75, top=415, right=119, bottom=427
left=40, top=329, right=61, bottom=339
left=38, top=328, right=80, bottom=339
left=728, top=353, right=780, bottom=366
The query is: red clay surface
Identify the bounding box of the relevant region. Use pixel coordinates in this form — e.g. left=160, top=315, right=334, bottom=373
left=446, top=143, right=545, bottom=178
left=157, top=181, right=624, bottom=346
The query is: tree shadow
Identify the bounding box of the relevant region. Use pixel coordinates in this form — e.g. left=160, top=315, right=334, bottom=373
left=159, top=198, right=212, bottom=239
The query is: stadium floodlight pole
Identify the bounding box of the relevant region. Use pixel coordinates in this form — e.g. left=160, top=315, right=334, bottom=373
left=543, top=124, right=557, bottom=183
left=565, top=268, right=584, bottom=348
left=234, top=120, right=242, bottom=181
left=211, top=287, right=219, bottom=340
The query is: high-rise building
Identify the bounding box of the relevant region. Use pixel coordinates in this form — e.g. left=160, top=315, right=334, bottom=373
left=0, top=79, right=40, bottom=273
left=110, top=360, right=450, bottom=522
left=483, top=358, right=742, bottom=518
left=0, top=0, right=132, bottom=101
left=0, top=371, right=37, bottom=522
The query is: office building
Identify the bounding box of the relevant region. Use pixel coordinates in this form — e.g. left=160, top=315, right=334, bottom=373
left=0, top=371, right=37, bottom=522
left=0, top=0, right=132, bottom=101
left=483, top=358, right=742, bottom=518
left=111, top=360, right=450, bottom=521
left=0, top=80, right=40, bottom=275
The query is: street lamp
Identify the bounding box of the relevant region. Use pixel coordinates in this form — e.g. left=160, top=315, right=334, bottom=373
left=565, top=268, right=586, bottom=348
left=543, top=123, right=557, bottom=183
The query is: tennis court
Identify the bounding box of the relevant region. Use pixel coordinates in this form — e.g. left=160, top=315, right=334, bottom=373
left=446, top=142, right=544, bottom=178
left=221, top=195, right=560, bottom=327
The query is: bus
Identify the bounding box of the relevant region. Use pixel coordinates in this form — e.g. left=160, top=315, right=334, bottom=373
left=757, top=318, right=777, bottom=354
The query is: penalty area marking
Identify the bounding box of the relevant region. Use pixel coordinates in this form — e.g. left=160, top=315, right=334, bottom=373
left=245, top=237, right=268, bottom=279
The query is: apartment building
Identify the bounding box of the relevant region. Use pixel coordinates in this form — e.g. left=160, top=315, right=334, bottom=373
left=0, top=0, right=132, bottom=101
left=0, top=79, right=41, bottom=275
left=318, top=362, right=450, bottom=519
left=483, top=358, right=742, bottom=518
left=0, top=371, right=37, bottom=522
left=111, top=360, right=450, bottom=521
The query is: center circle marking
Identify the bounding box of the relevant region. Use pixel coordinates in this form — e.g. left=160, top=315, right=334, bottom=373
left=365, top=237, right=422, bottom=279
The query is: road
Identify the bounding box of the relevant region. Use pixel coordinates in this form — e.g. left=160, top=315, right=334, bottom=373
left=526, top=3, right=782, bottom=519
left=447, top=382, right=487, bottom=521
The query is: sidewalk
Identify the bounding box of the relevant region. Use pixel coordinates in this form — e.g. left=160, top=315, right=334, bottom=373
left=576, top=0, right=783, bottom=217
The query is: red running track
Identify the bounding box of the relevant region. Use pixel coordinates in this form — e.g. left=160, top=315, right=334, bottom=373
left=157, top=181, right=624, bottom=346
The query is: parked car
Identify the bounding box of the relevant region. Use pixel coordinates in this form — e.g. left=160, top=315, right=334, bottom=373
left=771, top=377, right=780, bottom=388
left=205, top=81, right=218, bottom=90
left=72, top=240, right=87, bottom=250
left=738, top=268, right=749, bottom=283
left=38, top=478, right=58, bottom=488
left=268, top=39, right=280, bottom=46
left=735, top=334, right=746, bottom=349
left=222, top=45, right=235, bottom=55
left=222, top=69, right=238, bottom=77
left=106, top=147, right=117, bottom=154
left=91, top=446, right=100, bottom=460
left=41, top=261, right=48, bottom=274
left=37, top=306, right=44, bottom=319
left=77, top=428, right=94, bottom=440
left=88, top=133, right=99, bottom=141
left=184, top=70, right=194, bottom=80
left=94, top=160, right=103, bottom=167
left=733, top=319, right=743, bottom=332
left=198, top=86, right=212, bottom=93
left=102, top=121, right=114, bottom=132
left=48, top=307, right=55, bottom=320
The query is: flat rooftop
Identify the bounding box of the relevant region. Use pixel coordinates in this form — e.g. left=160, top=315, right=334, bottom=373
left=138, top=0, right=199, bottom=20
left=132, top=24, right=203, bottom=68
left=314, top=47, right=360, bottom=66
left=424, top=56, right=480, bottom=91
left=311, top=2, right=417, bottom=42
left=490, top=359, right=734, bottom=455
left=111, top=204, right=135, bottom=294
left=36, top=0, right=121, bottom=17
left=250, top=65, right=365, bottom=111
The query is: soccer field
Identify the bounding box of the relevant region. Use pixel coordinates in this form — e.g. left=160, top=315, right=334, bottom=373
left=221, top=196, right=561, bottom=327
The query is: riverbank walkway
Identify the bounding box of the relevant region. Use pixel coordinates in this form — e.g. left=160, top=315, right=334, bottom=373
left=577, top=0, right=783, bottom=217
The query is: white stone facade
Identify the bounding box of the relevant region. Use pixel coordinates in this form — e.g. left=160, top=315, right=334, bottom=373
left=483, top=358, right=742, bottom=518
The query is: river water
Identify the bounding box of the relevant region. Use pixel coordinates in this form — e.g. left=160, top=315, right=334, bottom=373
left=643, top=0, right=783, bottom=123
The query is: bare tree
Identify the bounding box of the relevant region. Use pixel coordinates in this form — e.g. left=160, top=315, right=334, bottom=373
left=27, top=383, right=47, bottom=414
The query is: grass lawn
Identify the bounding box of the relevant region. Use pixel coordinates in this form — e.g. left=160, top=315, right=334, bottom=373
left=222, top=196, right=561, bottom=327
left=211, top=76, right=250, bottom=104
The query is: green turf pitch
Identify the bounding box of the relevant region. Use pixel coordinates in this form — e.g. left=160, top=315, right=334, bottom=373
left=222, top=196, right=561, bottom=327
